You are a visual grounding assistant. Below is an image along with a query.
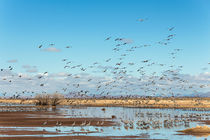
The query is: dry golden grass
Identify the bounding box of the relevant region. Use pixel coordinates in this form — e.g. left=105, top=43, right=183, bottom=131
left=180, top=126, right=210, bottom=133
left=0, top=97, right=210, bottom=108
left=178, top=125, right=210, bottom=137
left=0, top=99, right=34, bottom=104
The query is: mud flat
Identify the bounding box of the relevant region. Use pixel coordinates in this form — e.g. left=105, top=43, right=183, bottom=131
left=0, top=109, right=166, bottom=140
left=0, top=109, right=116, bottom=140
left=178, top=125, right=210, bottom=137
left=0, top=136, right=167, bottom=140
left=0, top=111, right=117, bottom=127
left=0, top=104, right=210, bottom=140
left=0, top=98, right=210, bottom=139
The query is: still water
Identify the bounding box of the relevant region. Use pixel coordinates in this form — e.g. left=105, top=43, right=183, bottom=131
left=0, top=105, right=210, bottom=140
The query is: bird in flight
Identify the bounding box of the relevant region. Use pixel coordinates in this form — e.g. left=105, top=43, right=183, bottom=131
left=137, top=18, right=148, bottom=22
left=105, top=58, right=111, bottom=62
left=105, top=37, right=111, bottom=41
left=168, top=27, right=175, bottom=31
left=142, top=60, right=150, bottom=63
left=38, top=45, right=42, bottom=48
left=66, top=46, right=72, bottom=48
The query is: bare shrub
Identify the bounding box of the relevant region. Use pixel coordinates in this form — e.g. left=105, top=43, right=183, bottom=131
left=50, top=93, right=64, bottom=106
left=35, top=93, right=50, bottom=105
left=35, top=93, right=64, bottom=106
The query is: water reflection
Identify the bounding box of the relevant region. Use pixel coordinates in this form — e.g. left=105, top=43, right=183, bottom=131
left=0, top=105, right=210, bottom=140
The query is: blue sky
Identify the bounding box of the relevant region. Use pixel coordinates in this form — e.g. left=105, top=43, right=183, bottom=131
left=0, top=0, right=209, bottom=75
left=0, top=0, right=209, bottom=97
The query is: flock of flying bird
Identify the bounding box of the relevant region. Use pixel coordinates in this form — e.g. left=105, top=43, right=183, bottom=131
left=0, top=19, right=210, bottom=99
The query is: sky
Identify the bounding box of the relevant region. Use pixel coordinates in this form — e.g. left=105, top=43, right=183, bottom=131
left=0, top=0, right=210, bottom=97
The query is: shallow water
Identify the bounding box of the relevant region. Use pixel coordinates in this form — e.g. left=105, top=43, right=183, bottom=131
left=0, top=105, right=210, bottom=140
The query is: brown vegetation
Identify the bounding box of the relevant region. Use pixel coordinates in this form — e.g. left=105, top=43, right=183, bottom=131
left=0, top=97, right=210, bottom=108
left=178, top=125, right=210, bottom=137
left=35, top=93, right=64, bottom=106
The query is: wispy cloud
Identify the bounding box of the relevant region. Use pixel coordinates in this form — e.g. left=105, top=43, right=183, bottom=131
left=25, top=68, right=38, bottom=73
left=7, top=59, right=18, bottom=63
left=22, top=65, right=38, bottom=73
left=0, top=70, right=209, bottom=97
left=120, top=38, right=133, bottom=44
left=42, top=47, right=61, bottom=52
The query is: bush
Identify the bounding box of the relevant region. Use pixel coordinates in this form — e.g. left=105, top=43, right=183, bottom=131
left=50, top=93, right=64, bottom=106
left=35, top=93, right=64, bottom=106
left=35, top=93, right=50, bottom=105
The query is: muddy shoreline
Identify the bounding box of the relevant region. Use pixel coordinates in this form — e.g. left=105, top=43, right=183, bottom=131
left=0, top=136, right=167, bottom=140
left=0, top=100, right=210, bottom=139
left=0, top=109, right=167, bottom=140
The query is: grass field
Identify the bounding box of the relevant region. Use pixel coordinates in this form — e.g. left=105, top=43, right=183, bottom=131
left=0, top=97, right=210, bottom=108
